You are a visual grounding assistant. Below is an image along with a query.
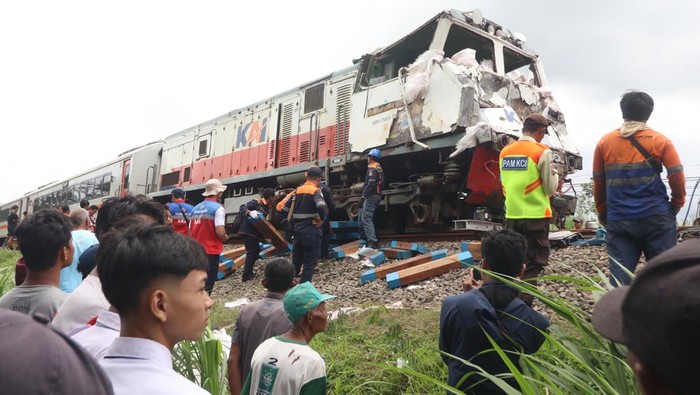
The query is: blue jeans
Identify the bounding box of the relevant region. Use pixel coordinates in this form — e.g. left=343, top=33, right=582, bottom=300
left=607, top=211, right=677, bottom=286
left=292, top=233, right=321, bottom=283
left=359, top=196, right=380, bottom=242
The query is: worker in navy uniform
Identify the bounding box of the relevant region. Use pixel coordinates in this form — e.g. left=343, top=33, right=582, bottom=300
left=319, top=179, right=336, bottom=259
left=279, top=166, right=327, bottom=283
left=359, top=148, right=384, bottom=250
left=238, top=188, right=277, bottom=282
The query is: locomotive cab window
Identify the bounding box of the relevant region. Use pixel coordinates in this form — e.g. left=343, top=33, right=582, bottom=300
left=443, top=24, right=495, bottom=70
left=199, top=140, right=208, bottom=157
left=360, top=20, right=437, bottom=88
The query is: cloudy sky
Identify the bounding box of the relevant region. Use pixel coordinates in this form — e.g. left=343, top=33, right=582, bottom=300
left=1, top=1, right=698, bottom=220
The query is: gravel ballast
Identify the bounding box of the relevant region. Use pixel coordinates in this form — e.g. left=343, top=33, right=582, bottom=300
left=213, top=242, right=619, bottom=318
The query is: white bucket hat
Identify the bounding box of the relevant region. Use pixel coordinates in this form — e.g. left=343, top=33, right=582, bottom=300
left=202, top=179, right=227, bottom=196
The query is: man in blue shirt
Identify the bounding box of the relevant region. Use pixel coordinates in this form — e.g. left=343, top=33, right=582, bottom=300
left=59, top=208, right=99, bottom=292
left=439, top=229, right=549, bottom=394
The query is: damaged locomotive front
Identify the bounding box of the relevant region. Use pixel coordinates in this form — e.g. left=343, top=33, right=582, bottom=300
left=336, top=9, right=583, bottom=231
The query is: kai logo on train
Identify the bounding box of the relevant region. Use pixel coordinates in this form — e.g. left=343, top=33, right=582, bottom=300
left=236, top=118, right=268, bottom=148
left=502, top=156, right=528, bottom=170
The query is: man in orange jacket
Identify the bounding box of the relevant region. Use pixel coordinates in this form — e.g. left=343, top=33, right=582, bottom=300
left=593, top=91, right=685, bottom=286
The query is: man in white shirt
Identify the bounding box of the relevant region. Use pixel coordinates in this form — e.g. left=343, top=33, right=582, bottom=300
left=97, top=219, right=213, bottom=395
left=52, top=195, right=166, bottom=334
left=69, top=307, right=120, bottom=359
left=242, top=282, right=335, bottom=395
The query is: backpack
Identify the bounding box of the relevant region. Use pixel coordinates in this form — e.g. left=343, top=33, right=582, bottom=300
left=231, top=204, right=248, bottom=234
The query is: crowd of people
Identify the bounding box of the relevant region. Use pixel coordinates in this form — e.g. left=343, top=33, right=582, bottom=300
left=0, top=90, right=694, bottom=394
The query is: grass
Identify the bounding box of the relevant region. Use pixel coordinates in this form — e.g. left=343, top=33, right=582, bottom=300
left=0, top=248, right=20, bottom=297
left=192, top=268, right=640, bottom=395
left=314, top=307, right=445, bottom=395
left=173, top=326, right=229, bottom=395
left=209, top=300, right=238, bottom=330
left=203, top=302, right=446, bottom=395
left=394, top=268, right=640, bottom=394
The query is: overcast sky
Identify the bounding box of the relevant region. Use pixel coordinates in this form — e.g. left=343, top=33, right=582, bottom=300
left=2, top=1, right=699, bottom=220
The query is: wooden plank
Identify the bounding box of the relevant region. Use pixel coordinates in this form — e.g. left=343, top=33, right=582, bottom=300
left=218, top=259, right=234, bottom=272
left=389, top=241, right=428, bottom=254
left=217, top=266, right=236, bottom=280
left=386, top=251, right=473, bottom=289
left=381, top=248, right=413, bottom=260
left=249, top=214, right=292, bottom=253
left=220, top=246, right=277, bottom=280
left=221, top=246, right=246, bottom=261
left=231, top=253, right=247, bottom=271
left=330, top=220, right=360, bottom=229
left=259, top=243, right=272, bottom=250
left=358, top=247, right=385, bottom=265
left=330, top=232, right=359, bottom=241
left=330, top=239, right=365, bottom=259
left=460, top=241, right=482, bottom=261
left=360, top=249, right=447, bottom=283
left=259, top=246, right=276, bottom=259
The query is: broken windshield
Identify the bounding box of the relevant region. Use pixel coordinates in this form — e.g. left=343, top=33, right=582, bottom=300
left=362, top=20, right=437, bottom=86
left=444, top=24, right=495, bottom=70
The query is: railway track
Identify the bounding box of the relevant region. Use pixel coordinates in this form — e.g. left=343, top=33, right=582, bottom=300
left=226, top=226, right=700, bottom=247
left=377, top=231, right=481, bottom=242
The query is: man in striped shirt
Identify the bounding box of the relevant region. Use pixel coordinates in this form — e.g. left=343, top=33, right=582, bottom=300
left=593, top=91, right=685, bottom=286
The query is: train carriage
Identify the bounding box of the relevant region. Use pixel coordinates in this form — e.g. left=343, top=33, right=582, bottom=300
left=0, top=142, right=162, bottom=244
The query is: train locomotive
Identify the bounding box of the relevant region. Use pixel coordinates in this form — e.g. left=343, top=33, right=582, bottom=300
left=0, top=9, right=582, bottom=242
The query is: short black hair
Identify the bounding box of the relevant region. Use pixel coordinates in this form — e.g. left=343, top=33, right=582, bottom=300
left=481, top=229, right=527, bottom=277
left=80, top=200, right=90, bottom=209
left=15, top=210, right=72, bottom=272
left=522, top=124, right=543, bottom=133
left=620, top=91, right=654, bottom=122
left=11, top=205, right=18, bottom=210
left=264, top=258, right=295, bottom=293
left=89, top=205, right=99, bottom=211
left=261, top=188, right=275, bottom=200
left=61, top=205, right=70, bottom=213
left=98, top=220, right=208, bottom=315
left=94, top=195, right=165, bottom=237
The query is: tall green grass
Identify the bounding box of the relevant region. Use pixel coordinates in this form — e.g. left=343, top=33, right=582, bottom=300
left=395, top=268, right=640, bottom=394
left=0, top=248, right=19, bottom=297
left=172, top=326, right=229, bottom=395
left=314, top=307, right=446, bottom=394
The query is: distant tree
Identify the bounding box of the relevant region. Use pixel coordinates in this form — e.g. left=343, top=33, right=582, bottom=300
left=574, top=180, right=597, bottom=222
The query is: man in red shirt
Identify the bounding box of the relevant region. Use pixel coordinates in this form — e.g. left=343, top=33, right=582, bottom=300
left=166, top=188, right=194, bottom=235
left=190, top=179, right=229, bottom=294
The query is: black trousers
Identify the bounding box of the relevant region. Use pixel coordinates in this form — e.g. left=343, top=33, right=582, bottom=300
left=293, top=233, right=321, bottom=283
left=205, top=254, right=220, bottom=295
left=320, top=221, right=331, bottom=259
left=241, top=233, right=261, bottom=280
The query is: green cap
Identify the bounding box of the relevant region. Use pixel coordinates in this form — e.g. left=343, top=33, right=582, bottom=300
left=283, top=282, right=336, bottom=323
